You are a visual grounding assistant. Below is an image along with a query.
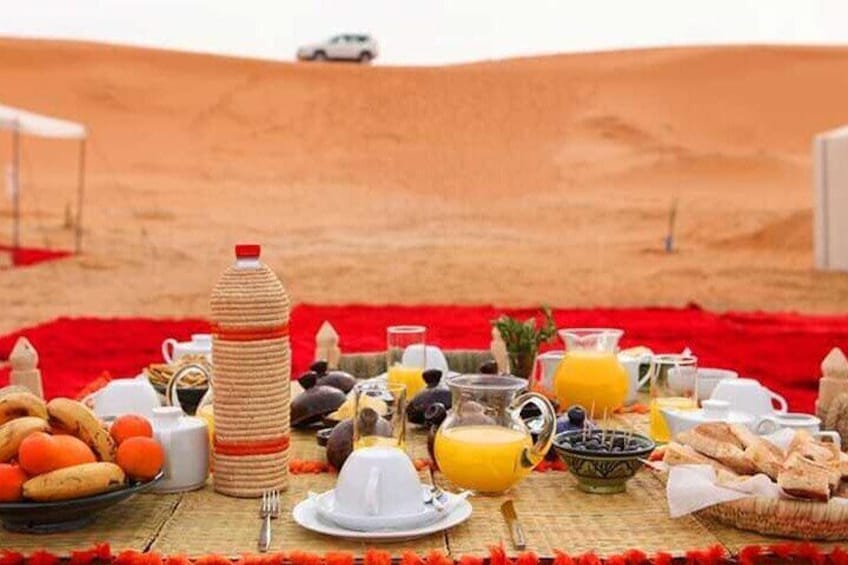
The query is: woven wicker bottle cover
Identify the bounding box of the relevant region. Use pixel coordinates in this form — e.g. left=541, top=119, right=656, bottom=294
left=210, top=244, right=291, bottom=498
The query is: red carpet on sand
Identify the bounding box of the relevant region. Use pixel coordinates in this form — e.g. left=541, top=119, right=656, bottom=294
left=1, top=304, right=847, bottom=413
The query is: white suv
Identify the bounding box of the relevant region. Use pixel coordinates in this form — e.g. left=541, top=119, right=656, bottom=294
left=296, top=34, right=378, bottom=63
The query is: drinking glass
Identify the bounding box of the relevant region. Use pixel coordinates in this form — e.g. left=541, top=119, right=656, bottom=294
left=386, top=325, right=427, bottom=398
left=353, top=381, right=407, bottom=449
left=648, top=354, right=698, bottom=443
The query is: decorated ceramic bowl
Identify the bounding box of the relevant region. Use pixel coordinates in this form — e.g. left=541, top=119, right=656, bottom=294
left=552, top=429, right=655, bottom=494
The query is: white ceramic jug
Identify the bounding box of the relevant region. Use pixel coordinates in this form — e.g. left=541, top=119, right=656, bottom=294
left=150, top=404, right=210, bottom=493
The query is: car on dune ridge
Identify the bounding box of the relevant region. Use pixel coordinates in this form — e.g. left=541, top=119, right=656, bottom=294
left=296, top=34, right=378, bottom=63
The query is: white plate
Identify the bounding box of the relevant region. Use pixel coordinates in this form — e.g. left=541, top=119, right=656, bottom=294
left=314, top=487, right=442, bottom=531
left=293, top=493, right=472, bottom=542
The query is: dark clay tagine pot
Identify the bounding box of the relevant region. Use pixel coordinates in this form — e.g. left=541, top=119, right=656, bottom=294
left=406, top=369, right=452, bottom=425
left=307, top=361, right=356, bottom=394
left=291, top=371, right=346, bottom=428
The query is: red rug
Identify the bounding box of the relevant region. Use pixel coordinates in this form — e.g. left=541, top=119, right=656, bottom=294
left=0, top=244, right=73, bottom=268
left=1, top=304, right=847, bottom=413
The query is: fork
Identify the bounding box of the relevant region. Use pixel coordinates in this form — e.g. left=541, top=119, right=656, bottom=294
left=258, top=489, right=280, bottom=553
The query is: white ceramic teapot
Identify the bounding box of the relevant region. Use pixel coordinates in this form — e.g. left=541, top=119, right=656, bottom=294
left=161, top=333, right=213, bottom=364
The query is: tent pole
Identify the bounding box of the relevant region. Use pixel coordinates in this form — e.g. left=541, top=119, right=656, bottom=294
left=74, top=138, right=86, bottom=253
left=11, top=123, right=21, bottom=253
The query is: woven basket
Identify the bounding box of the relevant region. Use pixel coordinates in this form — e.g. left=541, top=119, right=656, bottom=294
left=210, top=249, right=291, bottom=497
left=659, top=470, right=848, bottom=540
left=698, top=495, right=848, bottom=540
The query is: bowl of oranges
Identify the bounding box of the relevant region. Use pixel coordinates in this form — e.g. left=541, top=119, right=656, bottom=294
left=0, top=390, right=165, bottom=533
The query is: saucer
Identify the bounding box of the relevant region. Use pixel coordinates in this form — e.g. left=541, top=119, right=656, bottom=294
left=293, top=492, right=472, bottom=542
left=313, top=486, right=441, bottom=531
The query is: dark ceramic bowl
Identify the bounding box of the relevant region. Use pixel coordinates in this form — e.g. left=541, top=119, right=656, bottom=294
left=552, top=429, right=655, bottom=494
left=151, top=382, right=207, bottom=415
left=0, top=473, right=163, bottom=533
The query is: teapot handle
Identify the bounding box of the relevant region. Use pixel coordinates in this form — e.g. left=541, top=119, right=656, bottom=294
left=636, top=355, right=655, bottom=391
left=162, top=339, right=178, bottom=364
left=510, top=392, right=556, bottom=470
left=768, top=390, right=788, bottom=413
left=166, top=363, right=210, bottom=414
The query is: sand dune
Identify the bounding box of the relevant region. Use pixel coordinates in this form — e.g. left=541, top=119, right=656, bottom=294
left=1, top=39, right=848, bottom=333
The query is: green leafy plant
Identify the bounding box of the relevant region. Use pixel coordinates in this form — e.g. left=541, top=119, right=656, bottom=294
left=492, top=306, right=557, bottom=379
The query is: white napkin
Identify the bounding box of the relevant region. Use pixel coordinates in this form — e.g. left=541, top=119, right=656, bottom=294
left=666, top=464, right=781, bottom=518
left=666, top=460, right=848, bottom=518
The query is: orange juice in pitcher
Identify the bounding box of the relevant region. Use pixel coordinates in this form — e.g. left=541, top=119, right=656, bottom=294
left=553, top=329, right=628, bottom=415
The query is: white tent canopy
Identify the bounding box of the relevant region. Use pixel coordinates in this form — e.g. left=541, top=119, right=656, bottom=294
left=0, top=104, right=87, bottom=140
left=1, top=103, right=87, bottom=254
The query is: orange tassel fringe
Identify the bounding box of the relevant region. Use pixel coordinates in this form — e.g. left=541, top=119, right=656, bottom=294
left=4, top=542, right=848, bottom=564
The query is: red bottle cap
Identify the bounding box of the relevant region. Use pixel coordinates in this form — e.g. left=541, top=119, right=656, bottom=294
left=235, top=244, right=261, bottom=259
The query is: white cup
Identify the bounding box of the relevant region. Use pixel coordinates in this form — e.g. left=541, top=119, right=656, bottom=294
left=709, top=378, right=788, bottom=418
left=150, top=407, right=210, bottom=493
left=756, top=412, right=841, bottom=448
left=618, top=353, right=652, bottom=405
left=83, top=375, right=162, bottom=420
left=162, top=333, right=213, bottom=364
left=695, top=368, right=738, bottom=403
left=334, top=446, right=423, bottom=518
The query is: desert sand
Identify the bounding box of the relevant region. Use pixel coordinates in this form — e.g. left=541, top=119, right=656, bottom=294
left=1, top=39, right=848, bottom=334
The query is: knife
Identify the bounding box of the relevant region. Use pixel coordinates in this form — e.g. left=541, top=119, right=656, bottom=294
left=500, top=500, right=526, bottom=550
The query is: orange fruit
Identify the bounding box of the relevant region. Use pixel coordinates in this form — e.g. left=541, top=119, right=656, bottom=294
left=0, top=463, right=28, bottom=502
left=110, top=414, right=153, bottom=445
left=116, top=437, right=164, bottom=481
left=18, top=432, right=96, bottom=476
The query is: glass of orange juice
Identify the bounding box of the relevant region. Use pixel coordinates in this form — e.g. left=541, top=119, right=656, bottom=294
left=648, top=354, right=698, bottom=442
left=386, top=325, right=427, bottom=399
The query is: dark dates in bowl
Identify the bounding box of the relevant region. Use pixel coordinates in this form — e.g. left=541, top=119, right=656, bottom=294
left=552, top=429, right=655, bottom=494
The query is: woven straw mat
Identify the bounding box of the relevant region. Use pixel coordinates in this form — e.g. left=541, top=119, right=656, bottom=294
left=1, top=493, right=180, bottom=556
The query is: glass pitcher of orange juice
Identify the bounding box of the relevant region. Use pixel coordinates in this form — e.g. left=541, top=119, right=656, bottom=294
left=433, top=374, right=555, bottom=494
left=553, top=328, right=629, bottom=415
